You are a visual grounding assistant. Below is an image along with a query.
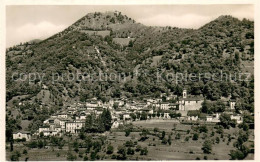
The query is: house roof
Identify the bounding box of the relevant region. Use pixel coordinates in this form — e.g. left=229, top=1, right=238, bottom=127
left=14, top=130, right=31, bottom=134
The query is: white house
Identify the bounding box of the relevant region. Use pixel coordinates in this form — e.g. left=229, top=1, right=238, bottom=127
left=13, top=131, right=31, bottom=141
left=57, top=113, right=68, bottom=119
left=86, top=101, right=99, bottom=108
left=39, top=126, right=50, bottom=133
left=111, top=121, right=120, bottom=129
left=59, top=119, right=69, bottom=131
left=231, top=114, right=243, bottom=124
left=187, top=116, right=198, bottom=121
left=123, top=114, right=131, bottom=120
left=160, top=102, right=170, bottom=110
left=206, top=113, right=220, bottom=123
left=230, top=100, right=236, bottom=110
left=65, top=121, right=85, bottom=134
left=42, top=130, right=59, bottom=136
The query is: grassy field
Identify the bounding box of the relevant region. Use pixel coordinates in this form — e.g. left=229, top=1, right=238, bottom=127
left=6, top=120, right=254, bottom=160
left=113, top=38, right=135, bottom=46
left=81, top=30, right=110, bottom=37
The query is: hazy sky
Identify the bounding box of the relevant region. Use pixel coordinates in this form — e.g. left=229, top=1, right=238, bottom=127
left=6, top=5, right=254, bottom=47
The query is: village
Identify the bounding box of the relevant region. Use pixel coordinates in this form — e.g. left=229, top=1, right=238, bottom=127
left=13, top=89, right=243, bottom=141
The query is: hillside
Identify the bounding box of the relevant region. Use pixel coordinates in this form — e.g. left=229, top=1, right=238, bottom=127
left=6, top=12, right=254, bottom=113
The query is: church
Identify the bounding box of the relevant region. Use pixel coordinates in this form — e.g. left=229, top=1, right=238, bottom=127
left=178, top=89, right=204, bottom=111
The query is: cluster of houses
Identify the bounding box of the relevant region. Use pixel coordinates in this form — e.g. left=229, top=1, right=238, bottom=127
left=13, top=89, right=243, bottom=141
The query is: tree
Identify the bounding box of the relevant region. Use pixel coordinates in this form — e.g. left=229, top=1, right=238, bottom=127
left=192, top=133, right=199, bottom=140
left=67, top=151, right=77, bottom=161
left=238, top=122, right=249, bottom=131
left=10, top=141, right=13, bottom=152
left=229, top=150, right=245, bottom=160
left=213, top=100, right=226, bottom=112
left=106, top=145, right=114, bottom=154
left=10, top=154, right=19, bottom=161
left=83, top=156, right=88, bottom=161
left=140, top=112, right=147, bottom=120
left=90, top=151, right=97, bottom=160
left=198, top=125, right=208, bottom=133
left=140, top=147, right=148, bottom=155
left=161, top=138, right=168, bottom=144
left=100, top=109, right=112, bottom=131
left=216, top=137, right=220, bottom=144
left=79, top=131, right=86, bottom=140
left=219, top=113, right=232, bottom=129
left=39, top=132, right=44, bottom=138
left=23, top=149, right=28, bottom=155
left=127, top=147, right=135, bottom=155
left=117, top=145, right=127, bottom=160
left=161, top=131, right=166, bottom=140
left=128, top=40, right=134, bottom=47
left=168, top=135, right=172, bottom=145
left=202, top=140, right=212, bottom=154
left=37, top=140, right=44, bottom=149
left=175, top=133, right=181, bottom=140
left=73, top=141, right=79, bottom=153
left=113, top=102, right=119, bottom=110
left=230, top=119, right=237, bottom=128
left=216, top=125, right=224, bottom=134
left=201, top=99, right=210, bottom=113
left=135, top=145, right=142, bottom=152
left=125, top=129, right=131, bottom=137
left=235, top=51, right=240, bottom=64
left=130, top=113, right=136, bottom=121
left=153, top=127, right=159, bottom=133
left=139, top=129, right=149, bottom=141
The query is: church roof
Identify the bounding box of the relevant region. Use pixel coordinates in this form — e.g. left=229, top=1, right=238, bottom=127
left=181, top=96, right=204, bottom=101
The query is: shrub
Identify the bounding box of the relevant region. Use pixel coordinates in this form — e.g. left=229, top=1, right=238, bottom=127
left=192, top=133, right=199, bottom=140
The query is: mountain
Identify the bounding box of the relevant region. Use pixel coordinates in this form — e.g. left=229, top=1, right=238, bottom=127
left=6, top=12, right=254, bottom=113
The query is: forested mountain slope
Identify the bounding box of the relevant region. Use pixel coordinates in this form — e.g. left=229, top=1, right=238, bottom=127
left=6, top=12, right=254, bottom=113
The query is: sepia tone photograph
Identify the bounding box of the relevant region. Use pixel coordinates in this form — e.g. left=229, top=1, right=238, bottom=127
left=4, top=4, right=255, bottom=161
